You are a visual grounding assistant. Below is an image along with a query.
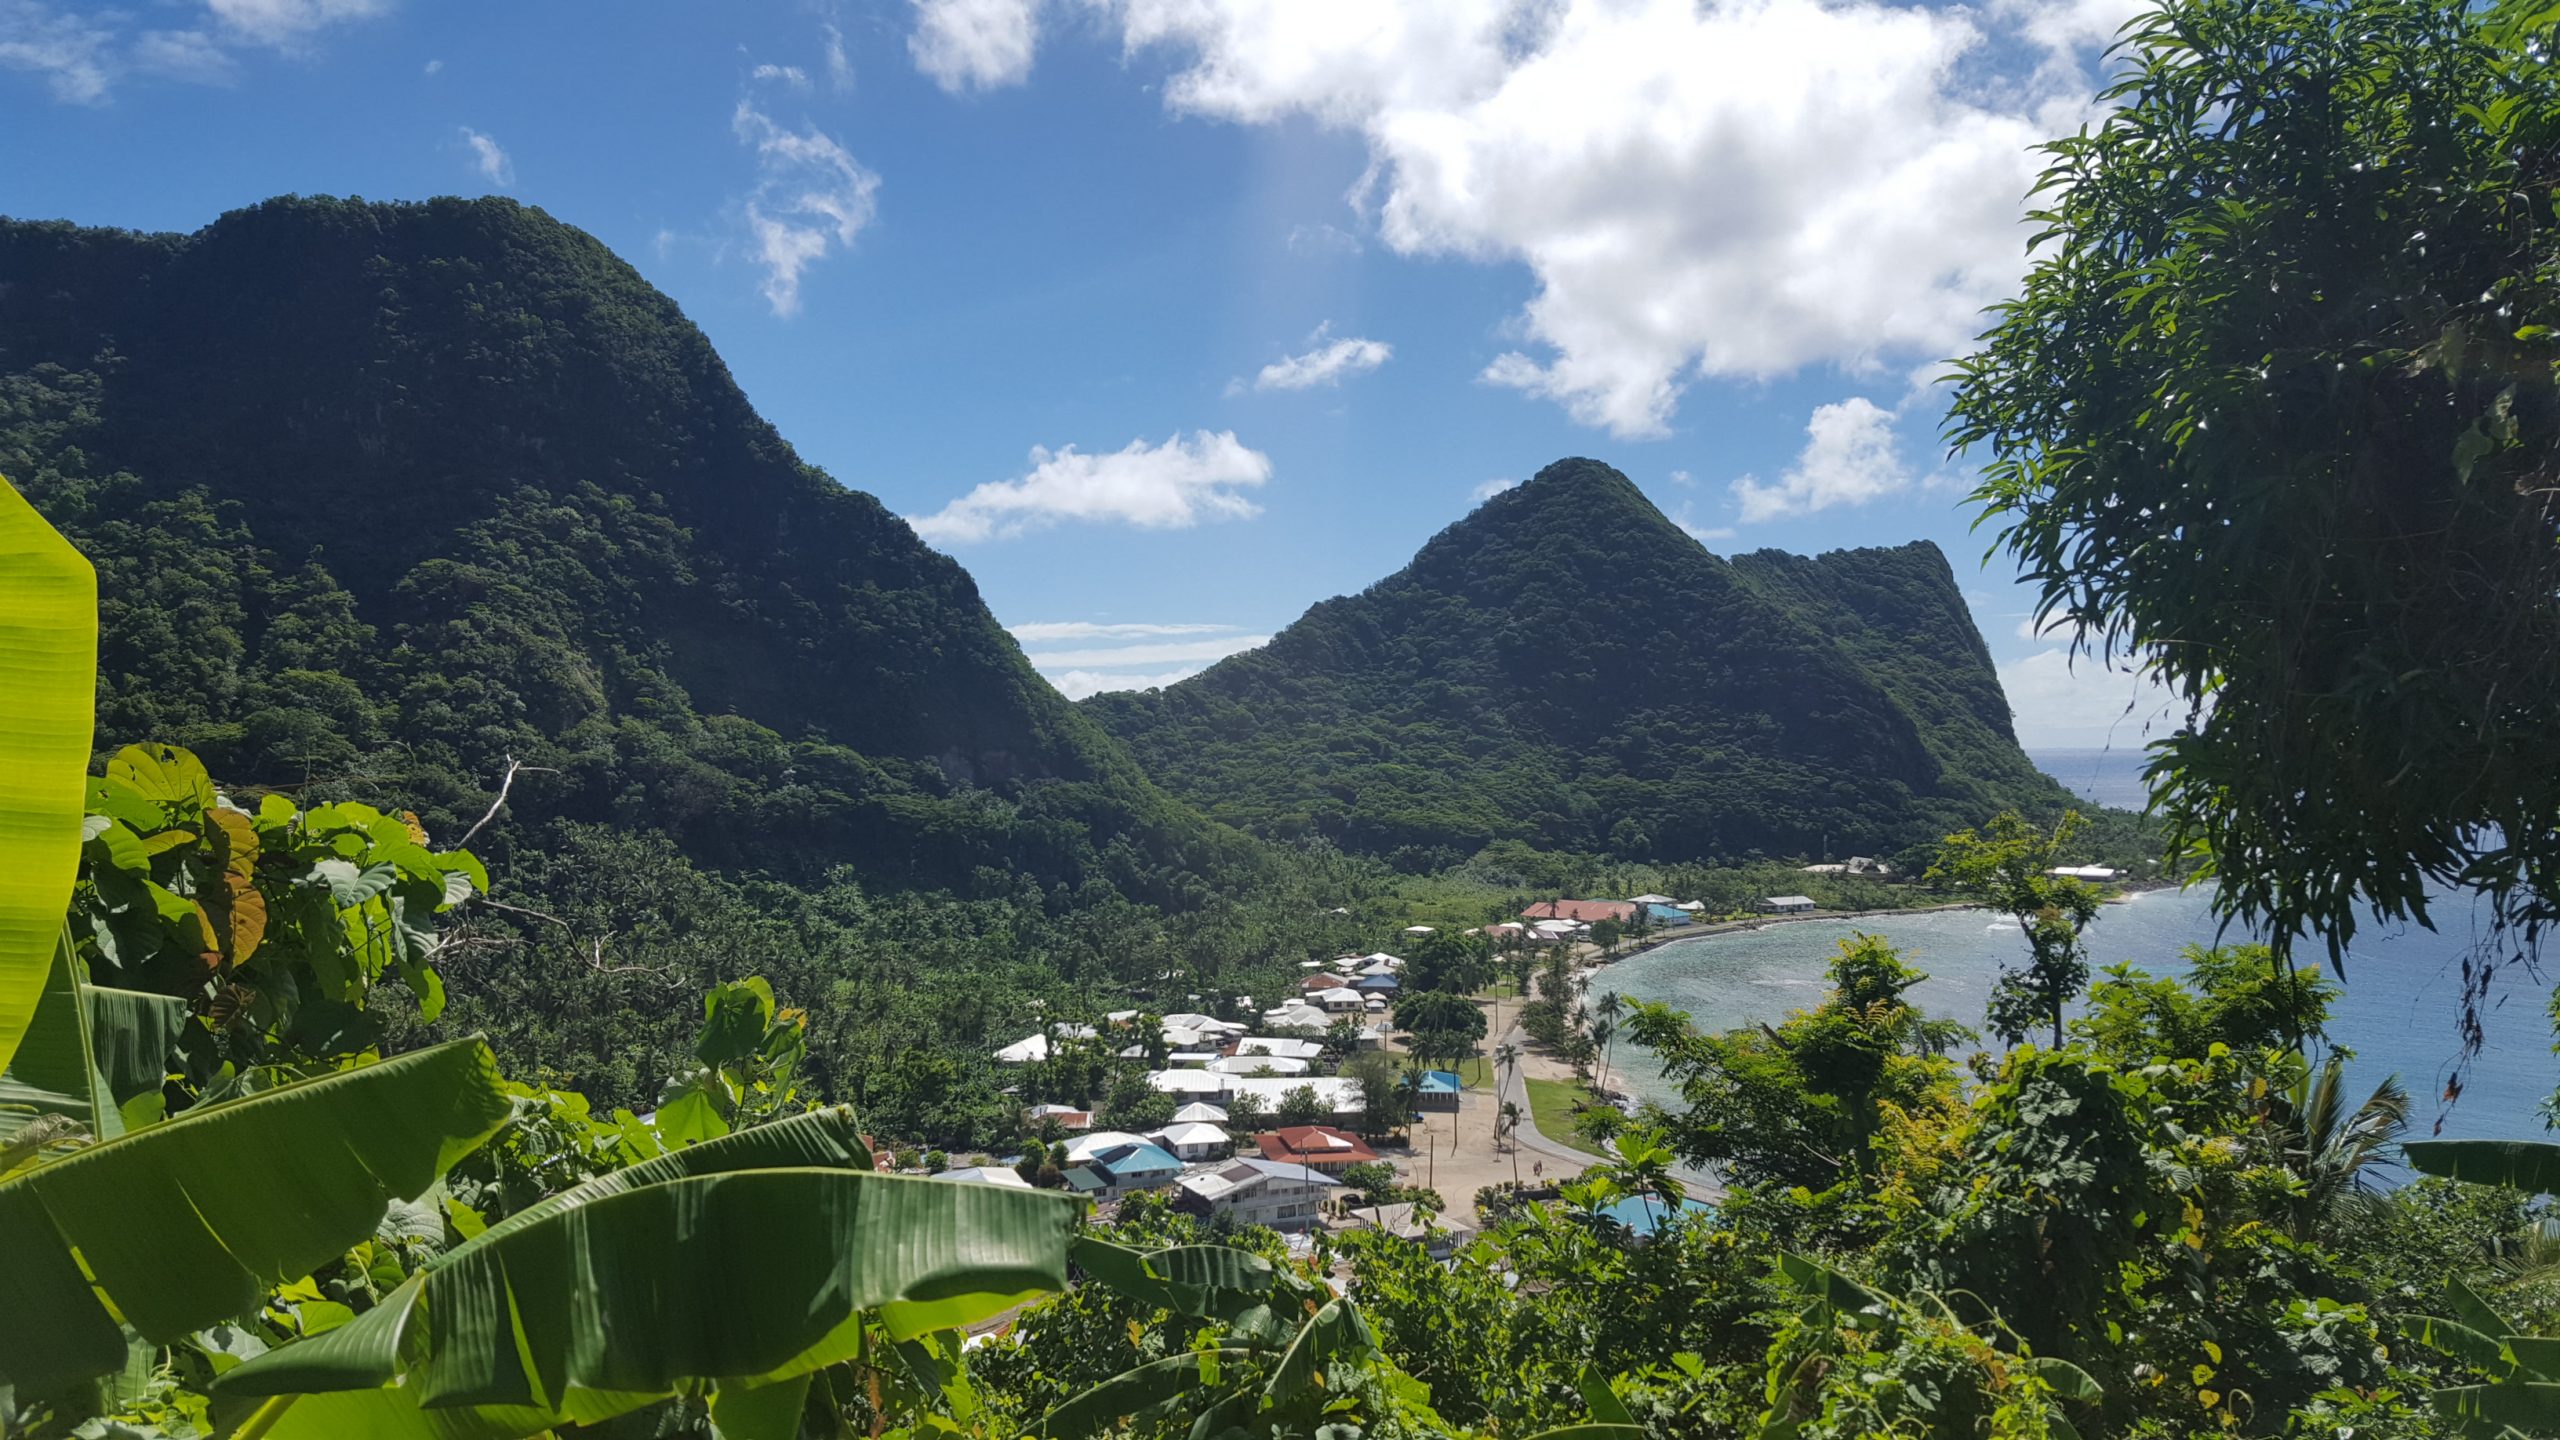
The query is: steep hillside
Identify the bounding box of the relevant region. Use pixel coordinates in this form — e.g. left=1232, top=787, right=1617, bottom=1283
left=0, top=196, right=1241, bottom=902
left=1085, top=458, right=2071, bottom=867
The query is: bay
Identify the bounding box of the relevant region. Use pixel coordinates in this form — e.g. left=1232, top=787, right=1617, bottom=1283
left=1597, top=749, right=2557, bottom=1144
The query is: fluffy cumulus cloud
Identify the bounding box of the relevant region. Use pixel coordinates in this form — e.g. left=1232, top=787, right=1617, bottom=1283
left=909, top=0, right=1040, bottom=92
left=459, top=126, right=513, bottom=186
left=1006, top=621, right=1268, bottom=698
left=3, top=0, right=386, bottom=102
left=751, top=62, right=810, bottom=89
left=1025, top=0, right=2115, bottom=436
left=1246, top=324, right=1392, bottom=392
left=1998, top=647, right=2188, bottom=749
left=1471, top=478, right=1519, bottom=501
left=731, top=101, right=881, bottom=317
left=1732, top=397, right=1908, bottom=522
left=910, top=430, right=1273, bottom=544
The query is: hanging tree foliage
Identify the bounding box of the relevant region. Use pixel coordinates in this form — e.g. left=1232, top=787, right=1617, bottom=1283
left=1948, top=0, right=2560, bottom=998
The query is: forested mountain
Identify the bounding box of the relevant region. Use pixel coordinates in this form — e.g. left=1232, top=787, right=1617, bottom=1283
left=0, top=195, right=1242, bottom=904
left=1085, top=458, right=2072, bottom=868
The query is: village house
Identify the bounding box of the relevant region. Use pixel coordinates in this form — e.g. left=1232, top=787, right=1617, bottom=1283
left=1173, top=1157, right=1342, bottom=1231
left=1063, top=1139, right=1185, bottom=1199
left=931, top=1165, right=1034, bottom=1189
left=1236, top=1036, right=1324, bottom=1062
left=1208, top=1054, right=1312, bottom=1077
left=1760, top=895, right=1817, bottom=915
left=1342, top=1200, right=1478, bottom=1260
left=1171, top=1100, right=1230, bottom=1124
left=1149, top=1120, right=1234, bottom=1161
left=1023, top=1102, right=1091, bottom=1131
left=1254, top=1124, right=1378, bottom=1174
left=1310, top=986, right=1367, bottom=1013
left=1413, top=1070, right=1463, bottom=1112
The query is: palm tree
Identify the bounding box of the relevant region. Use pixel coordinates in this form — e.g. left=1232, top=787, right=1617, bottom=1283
left=2272, top=1054, right=2409, bottom=1239
left=1590, top=1016, right=1617, bottom=1093
left=1601, top=1125, right=1686, bottom=1233
left=1595, top=991, right=1625, bottom=1089
left=1499, top=1100, right=1526, bottom=1184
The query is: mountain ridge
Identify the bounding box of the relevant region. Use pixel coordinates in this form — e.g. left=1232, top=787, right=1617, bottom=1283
left=1084, top=457, right=2071, bottom=866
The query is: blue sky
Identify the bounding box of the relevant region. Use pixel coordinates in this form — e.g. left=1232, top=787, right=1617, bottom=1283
left=2, top=0, right=2182, bottom=746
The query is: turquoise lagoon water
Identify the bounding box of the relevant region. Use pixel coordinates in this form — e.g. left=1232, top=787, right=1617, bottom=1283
left=1597, top=749, right=2556, bottom=1145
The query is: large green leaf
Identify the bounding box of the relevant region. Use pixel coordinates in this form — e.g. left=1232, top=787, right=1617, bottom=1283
left=0, top=929, right=108, bottom=1151
left=2404, top=1140, right=2560, bottom=1196
left=225, top=1112, right=1071, bottom=1440
left=1262, top=1296, right=1374, bottom=1404
left=2431, top=1379, right=2560, bottom=1433
left=227, top=1107, right=880, bottom=1398
left=0, top=1036, right=513, bottom=1393
left=1044, top=1350, right=1255, bottom=1439
left=0, top=475, right=97, bottom=1079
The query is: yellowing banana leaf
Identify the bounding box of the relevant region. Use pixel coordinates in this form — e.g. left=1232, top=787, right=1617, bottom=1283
left=0, top=475, right=97, bottom=1079
left=0, top=1036, right=513, bottom=1394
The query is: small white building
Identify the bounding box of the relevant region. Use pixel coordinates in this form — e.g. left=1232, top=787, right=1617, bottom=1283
left=1063, top=1130, right=1157, bottom=1165
left=1400, top=925, right=1435, bottom=937
left=1174, top=1158, right=1342, bottom=1231
left=1237, top=1036, right=1325, bottom=1061
left=1310, top=986, right=1366, bottom=1013
left=1209, top=1054, right=1311, bottom=1077
left=2049, top=865, right=2122, bottom=882
left=1166, top=1050, right=1223, bottom=1067
left=1172, top=1101, right=1230, bottom=1124
left=1760, top=895, right=1818, bottom=915
left=1221, top=1075, right=1363, bottom=1119
left=1627, top=893, right=1675, bottom=906
left=1261, top=1002, right=1331, bottom=1031
left=1146, top=1069, right=1231, bottom=1098
left=992, top=1033, right=1050, bottom=1065
left=1150, top=1121, right=1233, bottom=1161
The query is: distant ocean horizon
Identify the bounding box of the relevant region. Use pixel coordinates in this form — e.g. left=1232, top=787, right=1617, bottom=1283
left=1598, top=748, right=2559, bottom=1150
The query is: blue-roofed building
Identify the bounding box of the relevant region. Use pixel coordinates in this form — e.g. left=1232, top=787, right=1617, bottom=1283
left=1353, top=972, right=1401, bottom=994
left=1415, top=1069, right=1463, bottom=1113
left=1645, top=903, right=1690, bottom=927
left=1087, top=1141, right=1185, bottom=1196
left=1594, top=1193, right=1716, bottom=1242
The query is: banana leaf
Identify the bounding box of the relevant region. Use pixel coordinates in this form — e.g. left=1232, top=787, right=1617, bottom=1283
left=225, top=1110, right=1072, bottom=1440
left=0, top=475, right=97, bottom=1079
left=2404, top=1140, right=2560, bottom=1197
left=0, top=929, right=109, bottom=1151
left=0, top=1035, right=513, bottom=1394
left=1044, top=1350, right=1256, bottom=1438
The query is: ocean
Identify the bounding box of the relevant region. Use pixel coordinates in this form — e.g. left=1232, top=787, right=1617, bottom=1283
left=1596, top=748, right=2556, bottom=1145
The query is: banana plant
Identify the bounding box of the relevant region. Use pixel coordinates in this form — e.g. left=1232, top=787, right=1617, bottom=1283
left=2400, top=1274, right=2560, bottom=1437
left=219, top=1106, right=1077, bottom=1440
left=0, top=1035, right=516, bottom=1396
left=0, top=473, right=97, bottom=1081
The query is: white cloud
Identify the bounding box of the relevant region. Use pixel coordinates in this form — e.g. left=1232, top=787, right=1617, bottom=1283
left=422, top=56, right=441, bottom=74
left=1287, top=221, right=1363, bottom=256
left=1009, top=621, right=1237, bottom=643
left=204, top=0, right=390, bottom=49
left=1046, top=667, right=1222, bottom=700
left=459, top=126, right=513, bottom=187
left=1999, top=647, right=2189, bottom=750
left=1247, top=324, right=1391, bottom=392
left=823, top=22, right=853, bottom=91
left=1675, top=510, right=1735, bottom=544
left=910, top=430, right=1273, bottom=543
left=909, top=0, right=1040, bottom=93
left=2013, top=613, right=2068, bottom=641
left=731, top=101, right=881, bottom=317
left=1731, top=397, right=1908, bottom=522
left=752, top=62, right=811, bottom=89
left=1023, top=635, right=1274, bottom=669
left=3, top=0, right=390, bottom=102
left=0, top=2, right=115, bottom=102
left=1078, top=0, right=2112, bottom=436
left=1667, top=469, right=1695, bottom=488
left=133, top=29, right=236, bottom=83
left=1471, top=478, right=1518, bottom=501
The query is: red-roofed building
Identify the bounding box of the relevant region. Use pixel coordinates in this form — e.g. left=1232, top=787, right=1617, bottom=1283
left=1255, top=1125, right=1380, bottom=1174
left=1521, top=899, right=1637, bottom=925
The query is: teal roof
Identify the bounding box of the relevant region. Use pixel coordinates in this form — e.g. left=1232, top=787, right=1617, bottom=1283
left=1645, top=904, right=1688, bottom=924
left=1095, top=1141, right=1184, bottom=1179
left=1418, top=1070, right=1462, bottom=1094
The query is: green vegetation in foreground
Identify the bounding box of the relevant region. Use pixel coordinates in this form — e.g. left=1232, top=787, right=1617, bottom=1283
left=21, top=0, right=2560, bottom=1436
left=1523, top=1076, right=1613, bottom=1160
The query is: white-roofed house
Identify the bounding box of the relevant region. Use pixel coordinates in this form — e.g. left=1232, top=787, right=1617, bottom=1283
left=1760, top=895, right=1818, bottom=914
left=1310, top=987, right=1366, bottom=1013
left=1063, top=1130, right=1156, bottom=1165
left=1236, top=1037, right=1324, bottom=1061
left=1221, top=1075, right=1363, bottom=1120
left=1261, top=1002, right=1330, bottom=1031
left=992, top=1033, right=1049, bottom=1065
left=1160, top=1012, right=1220, bottom=1031
left=1146, top=1069, right=1229, bottom=1098
left=1173, top=1157, right=1342, bottom=1231
left=1172, top=1101, right=1230, bottom=1124
left=1627, top=894, right=1675, bottom=906
left=1208, top=1054, right=1311, bottom=1077
left=1149, top=1121, right=1234, bottom=1161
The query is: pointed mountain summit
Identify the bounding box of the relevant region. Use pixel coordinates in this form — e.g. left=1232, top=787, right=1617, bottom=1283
left=1085, top=458, right=2067, bottom=866
left=0, top=196, right=1237, bottom=897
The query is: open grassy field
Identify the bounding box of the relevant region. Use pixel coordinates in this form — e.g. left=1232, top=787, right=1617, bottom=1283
left=1523, top=1077, right=1615, bottom=1159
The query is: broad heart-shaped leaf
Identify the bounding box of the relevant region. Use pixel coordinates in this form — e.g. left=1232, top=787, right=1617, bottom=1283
left=2404, top=1139, right=2560, bottom=1197
left=0, top=1036, right=513, bottom=1394
left=0, top=476, right=96, bottom=1080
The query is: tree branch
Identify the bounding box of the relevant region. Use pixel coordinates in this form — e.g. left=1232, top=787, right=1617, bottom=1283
left=454, top=755, right=557, bottom=850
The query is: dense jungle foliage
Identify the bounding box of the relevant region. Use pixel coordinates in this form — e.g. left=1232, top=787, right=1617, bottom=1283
left=1085, top=460, right=2078, bottom=871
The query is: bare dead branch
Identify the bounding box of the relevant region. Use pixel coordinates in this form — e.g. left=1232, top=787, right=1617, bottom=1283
left=454, top=755, right=558, bottom=850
